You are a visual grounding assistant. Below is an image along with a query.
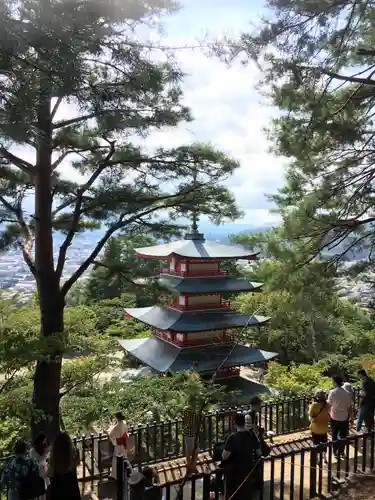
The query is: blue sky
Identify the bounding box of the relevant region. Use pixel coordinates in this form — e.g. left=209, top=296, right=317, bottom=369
left=151, top=0, right=284, bottom=225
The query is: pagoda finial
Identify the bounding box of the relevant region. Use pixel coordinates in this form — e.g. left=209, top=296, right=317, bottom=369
left=185, top=164, right=204, bottom=241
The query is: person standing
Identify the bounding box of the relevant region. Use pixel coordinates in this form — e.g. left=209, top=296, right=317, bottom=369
left=245, top=396, right=262, bottom=434
left=328, top=375, right=352, bottom=456
left=1, top=440, right=44, bottom=500
left=30, top=432, right=50, bottom=498
left=182, top=397, right=200, bottom=474
left=357, top=369, right=375, bottom=432
left=108, top=412, right=129, bottom=480
left=309, top=390, right=330, bottom=463
left=222, top=413, right=261, bottom=500
left=309, top=390, right=330, bottom=445
left=47, top=432, right=81, bottom=500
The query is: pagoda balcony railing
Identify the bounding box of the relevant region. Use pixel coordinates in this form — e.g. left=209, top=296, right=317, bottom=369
left=160, top=268, right=228, bottom=277
left=0, top=389, right=360, bottom=476
left=168, top=300, right=231, bottom=311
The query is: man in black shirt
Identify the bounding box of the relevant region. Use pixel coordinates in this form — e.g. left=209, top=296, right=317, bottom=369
left=222, top=413, right=261, bottom=500
left=358, top=369, right=375, bottom=432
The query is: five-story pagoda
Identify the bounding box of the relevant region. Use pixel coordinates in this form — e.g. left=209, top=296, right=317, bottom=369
left=119, top=227, right=277, bottom=386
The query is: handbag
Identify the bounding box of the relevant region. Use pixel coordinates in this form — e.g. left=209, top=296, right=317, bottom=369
left=19, top=460, right=46, bottom=500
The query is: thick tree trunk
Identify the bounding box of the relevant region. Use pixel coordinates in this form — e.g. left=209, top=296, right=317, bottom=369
left=32, top=76, right=64, bottom=440
left=32, top=296, right=64, bottom=439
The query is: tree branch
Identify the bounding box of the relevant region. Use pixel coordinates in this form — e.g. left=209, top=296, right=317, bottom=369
left=296, top=64, right=375, bottom=86
left=0, top=148, right=34, bottom=176
left=0, top=195, right=36, bottom=276
left=61, top=185, right=199, bottom=295
left=51, top=146, right=105, bottom=171
left=51, top=96, right=64, bottom=120
left=0, top=367, right=23, bottom=395
left=55, top=142, right=116, bottom=281
left=59, top=367, right=105, bottom=399
left=91, top=260, right=151, bottom=288
left=52, top=113, right=101, bottom=130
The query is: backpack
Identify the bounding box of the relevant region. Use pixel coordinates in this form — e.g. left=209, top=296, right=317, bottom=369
left=18, top=459, right=46, bottom=500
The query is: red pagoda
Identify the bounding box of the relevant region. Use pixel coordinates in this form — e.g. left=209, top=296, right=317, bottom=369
left=119, top=228, right=277, bottom=386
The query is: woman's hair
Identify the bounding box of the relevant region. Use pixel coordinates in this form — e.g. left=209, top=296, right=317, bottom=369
left=314, top=390, right=327, bottom=403
left=115, top=411, right=125, bottom=421
left=250, top=396, right=262, bottom=407
left=332, top=375, right=343, bottom=387
left=14, top=440, right=27, bottom=456
left=50, top=432, right=76, bottom=475
left=33, top=432, right=48, bottom=455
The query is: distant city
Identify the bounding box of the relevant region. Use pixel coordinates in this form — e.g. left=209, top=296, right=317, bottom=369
left=0, top=224, right=373, bottom=307
left=0, top=231, right=105, bottom=303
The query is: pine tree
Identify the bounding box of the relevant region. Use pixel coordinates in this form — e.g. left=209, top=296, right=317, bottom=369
left=233, top=0, right=375, bottom=263
left=85, top=234, right=161, bottom=304
left=0, top=0, right=242, bottom=436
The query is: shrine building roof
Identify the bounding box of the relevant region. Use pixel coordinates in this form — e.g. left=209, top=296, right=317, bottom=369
left=125, top=306, right=270, bottom=332
left=158, top=275, right=263, bottom=294
left=118, top=336, right=277, bottom=373
left=135, top=232, right=258, bottom=260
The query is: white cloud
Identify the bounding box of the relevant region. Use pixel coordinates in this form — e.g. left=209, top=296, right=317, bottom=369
left=138, top=0, right=286, bottom=225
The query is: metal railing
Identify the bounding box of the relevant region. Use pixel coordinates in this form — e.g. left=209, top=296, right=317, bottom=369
left=115, top=429, right=375, bottom=500
left=0, top=389, right=362, bottom=488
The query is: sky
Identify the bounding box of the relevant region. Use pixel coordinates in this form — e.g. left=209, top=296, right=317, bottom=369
left=150, top=0, right=285, bottom=226
left=14, top=0, right=285, bottom=228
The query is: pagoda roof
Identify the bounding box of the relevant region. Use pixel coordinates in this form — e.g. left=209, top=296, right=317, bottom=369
left=159, top=275, right=263, bottom=294
left=118, top=336, right=277, bottom=373
left=135, top=233, right=258, bottom=260
left=125, top=306, right=270, bottom=332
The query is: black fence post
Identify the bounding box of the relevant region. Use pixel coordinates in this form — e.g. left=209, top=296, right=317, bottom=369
left=117, top=456, right=124, bottom=500
left=202, top=472, right=211, bottom=500
left=309, top=447, right=317, bottom=498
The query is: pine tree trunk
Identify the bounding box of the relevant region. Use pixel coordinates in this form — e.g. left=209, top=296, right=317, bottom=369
left=32, top=77, right=64, bottom=439
left=32, top=296, right=64, bottom=439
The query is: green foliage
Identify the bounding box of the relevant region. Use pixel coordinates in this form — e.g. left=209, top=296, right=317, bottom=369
left=60, top=372, right=226, bottom=435
left=232, top=230, right=375, bottom=364
left=264, top=362, right=332, bottom=399
left=0, top=297, right=117, bottom=454
left=232, top=0, right=375, bottom=263
left=86, top=234, right=164, bottom=306
left=0, top=0, right=244, bottom=433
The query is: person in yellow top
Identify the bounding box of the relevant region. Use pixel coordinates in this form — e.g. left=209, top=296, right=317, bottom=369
left=309, top=390, right=330, bottom=448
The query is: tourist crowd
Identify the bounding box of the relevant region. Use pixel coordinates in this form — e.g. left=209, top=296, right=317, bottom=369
left=0, top=431, right=80, bottom=500
left=216, top=369, right=375, bottom=500
left=2, top=369, right=375, bottom=500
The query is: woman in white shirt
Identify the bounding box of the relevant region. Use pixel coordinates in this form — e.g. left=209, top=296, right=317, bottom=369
left=108, top=411, right=128, bottom=480
left=29, top=432, right=50, bottom=497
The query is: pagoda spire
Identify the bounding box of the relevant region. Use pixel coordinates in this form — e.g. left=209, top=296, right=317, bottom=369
left=186, top=166, right=204, bottom=241
left=191, top=166, right=199, bottom=233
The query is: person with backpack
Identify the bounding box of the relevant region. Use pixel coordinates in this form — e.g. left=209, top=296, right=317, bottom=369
left=222, top=413, right=262, bottom=500
left=1, top=440, right=45, bottom=500
left=357, top=369, right=375, bottom=432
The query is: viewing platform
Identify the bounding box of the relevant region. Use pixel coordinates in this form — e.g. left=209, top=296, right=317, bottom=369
left=0, top=390, right=370, bottom=500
